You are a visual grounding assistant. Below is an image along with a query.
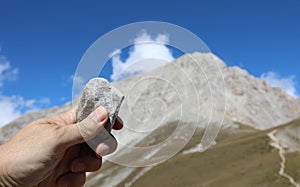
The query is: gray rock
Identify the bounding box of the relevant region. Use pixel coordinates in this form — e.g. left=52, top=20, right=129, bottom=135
left=77, top=78, right=124, bottom=143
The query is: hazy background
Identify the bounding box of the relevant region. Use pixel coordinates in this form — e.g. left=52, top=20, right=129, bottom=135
left=0, top=0, right=299, bottom=126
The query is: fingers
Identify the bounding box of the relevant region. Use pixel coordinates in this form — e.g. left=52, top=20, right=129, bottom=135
left=54, top=145, right=81, bottom=180
left=95, top=134, right=118, bottom=157
left=70, top=135, right=117, bottom=172
left=51, top=107, right=123, bottom=129
left=70, top=136, right=117, bottom=173
left=71, top=144, right=102, bottom=173
left=56, top=106, right=124, bottom=154
left=71, top=155, right=102, bottom=173
left=56, top=106, right=108, bottom=151
left=57, top=172, right=86, bottom=187
left=76, top=106, right=108, bottom=141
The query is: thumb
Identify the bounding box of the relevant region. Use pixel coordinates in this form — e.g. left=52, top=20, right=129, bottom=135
left=59, top=106, right=109, bottom=149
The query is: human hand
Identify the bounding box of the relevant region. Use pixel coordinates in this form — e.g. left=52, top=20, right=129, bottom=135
left=0, top=106, right=123, bottom=187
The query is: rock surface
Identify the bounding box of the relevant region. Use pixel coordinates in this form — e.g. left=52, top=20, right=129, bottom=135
left=77, top=78, right=124, bottom=140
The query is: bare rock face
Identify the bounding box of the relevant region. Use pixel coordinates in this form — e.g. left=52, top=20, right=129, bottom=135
left=1, top=52, right=300, bottom=143
left=77, top=78, right=124, bottom=141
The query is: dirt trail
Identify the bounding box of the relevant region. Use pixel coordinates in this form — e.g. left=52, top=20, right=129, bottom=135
left=267, top=130, right=300, bottom=187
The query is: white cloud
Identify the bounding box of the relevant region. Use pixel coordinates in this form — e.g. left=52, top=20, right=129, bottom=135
left=0, top=95, right=35, bottom=125
left=0, top=54, right=50, bottom=127
left=0, top=55, right=18, bottom=87
left=261, top=71, right=298, bottom=98
left=110, top=30, right=175, bottom=82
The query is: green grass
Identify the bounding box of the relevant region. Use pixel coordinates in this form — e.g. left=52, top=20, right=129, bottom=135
left=126, top=122, right=300, bottom=187
left=87, top=119, right=300, bottom=187
left=285, top=152, right=300, bottom=184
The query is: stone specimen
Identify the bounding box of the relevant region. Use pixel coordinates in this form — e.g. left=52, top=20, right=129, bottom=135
left=77, top=78, right=124, bottom=144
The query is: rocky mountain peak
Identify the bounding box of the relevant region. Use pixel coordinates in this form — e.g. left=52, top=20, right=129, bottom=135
left=1, top=52, right=299, bottom=144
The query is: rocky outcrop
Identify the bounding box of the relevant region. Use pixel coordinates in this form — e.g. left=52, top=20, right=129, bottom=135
left=1, top=52, right=299, bottom=144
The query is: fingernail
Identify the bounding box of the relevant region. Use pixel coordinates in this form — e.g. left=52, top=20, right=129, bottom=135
left=91, top=106, right=107, bottom=123
left=96, top=144, right=110, bottom=156
left=72, top=161, right=86, bottom=172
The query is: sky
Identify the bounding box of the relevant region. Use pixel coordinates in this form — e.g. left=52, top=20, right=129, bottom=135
left=0, top=0, right=299, bottom=126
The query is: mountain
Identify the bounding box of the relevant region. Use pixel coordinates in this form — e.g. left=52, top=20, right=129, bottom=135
left=1, top=52, right=300, bottom=186
left=113, top=52, right=300, bottom=130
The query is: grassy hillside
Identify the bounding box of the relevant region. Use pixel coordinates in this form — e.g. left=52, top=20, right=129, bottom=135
left=85, top=120, right=300, bottom=187
left=119, top=120, right=300, bottom=187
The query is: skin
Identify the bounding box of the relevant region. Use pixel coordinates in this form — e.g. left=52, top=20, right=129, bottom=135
left=0, top=106, right=123, bottom=187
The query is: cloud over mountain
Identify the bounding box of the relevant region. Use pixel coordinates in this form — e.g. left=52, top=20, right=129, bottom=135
left=261, top=71, right=298, bottom=98
left=110, top=31, right=175, bottom=82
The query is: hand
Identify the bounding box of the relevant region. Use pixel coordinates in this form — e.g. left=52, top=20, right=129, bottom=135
left=0, top=106, right=123, bottom=187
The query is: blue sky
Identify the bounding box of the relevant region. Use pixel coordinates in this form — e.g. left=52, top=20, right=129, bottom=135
left=0, top=0, right=299, bottom=125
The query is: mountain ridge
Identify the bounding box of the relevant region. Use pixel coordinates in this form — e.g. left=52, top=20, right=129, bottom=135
left=1, top=52, right=299, bottom=142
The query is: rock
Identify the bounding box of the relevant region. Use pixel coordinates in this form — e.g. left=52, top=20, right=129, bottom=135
left=76, top=78, right=124, bottom=142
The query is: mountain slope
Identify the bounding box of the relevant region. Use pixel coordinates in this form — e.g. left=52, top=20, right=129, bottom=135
left=0, top=52, right=300, bottom=187
left=113, top=52, right=299, bottom=131
left=121, top=119, right=300, bottom=187
left=1, top=52, right=299, bottom=141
